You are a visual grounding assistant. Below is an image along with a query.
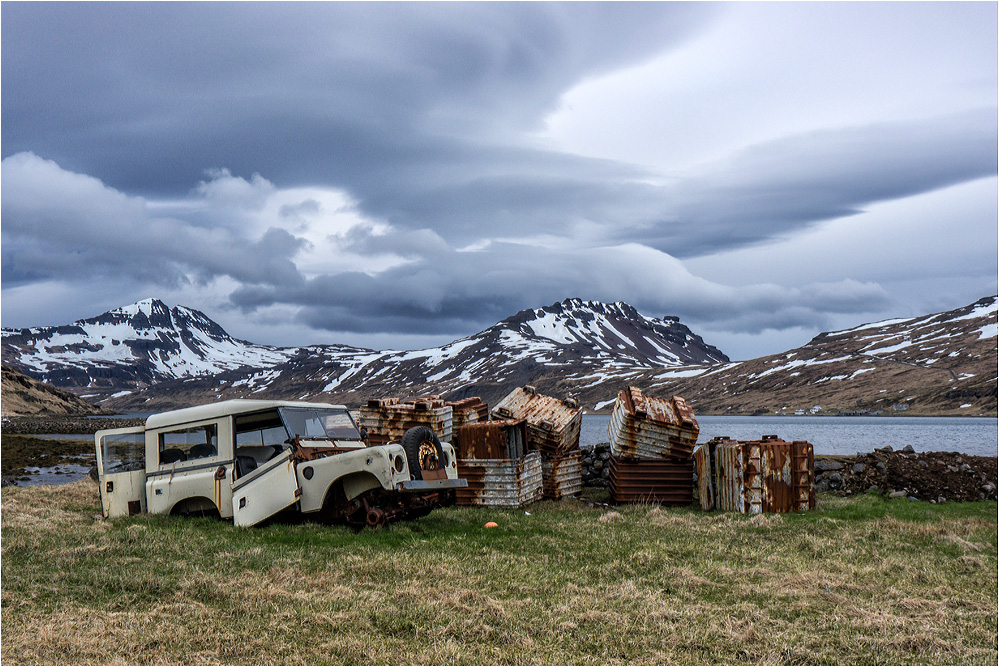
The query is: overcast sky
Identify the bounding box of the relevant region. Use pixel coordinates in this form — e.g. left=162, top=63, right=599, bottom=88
left=2, top=2, right=996, bottom=360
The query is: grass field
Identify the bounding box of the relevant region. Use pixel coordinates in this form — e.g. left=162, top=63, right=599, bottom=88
left=2, top=481, right=996, bottom=665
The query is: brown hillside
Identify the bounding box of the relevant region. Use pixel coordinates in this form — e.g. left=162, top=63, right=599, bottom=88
left=1, top=365, right=107, bottom=417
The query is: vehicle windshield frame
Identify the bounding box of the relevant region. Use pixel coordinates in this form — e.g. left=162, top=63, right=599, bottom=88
left=277, top=407, right=363, bottom=442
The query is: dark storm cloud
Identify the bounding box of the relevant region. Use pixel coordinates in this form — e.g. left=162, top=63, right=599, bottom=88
left=1, top=2, right=994, bottom=355
left=1, top=2, right=708, bottom=185
left=649, top=110, right=999, bottom=256
left=229, top=239, right=888, bottom=337
left=3, top=3, right=993, bottom=255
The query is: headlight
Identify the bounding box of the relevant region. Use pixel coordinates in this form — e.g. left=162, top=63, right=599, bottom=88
left=394, top=454, right=405, bottom=473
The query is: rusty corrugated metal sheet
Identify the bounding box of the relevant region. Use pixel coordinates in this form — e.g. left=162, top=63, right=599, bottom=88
left=713, top=436, right=815, bottom=514
left=694, top=444, right=709, bottom=510
left=694, top=437, right=733, bottom=511
left=608, top=456, right=693, bottom=505
left=541, top=450, right=582, bottom=499
left=447, top=397, right=489, bottom=429
left=455, top=451, right=543, bottom=507
left=360, top=397, right=452, bottom=447
left=491, top=386, right=581, bottom=457
left=608, top=387, right=699, bottom=460
left=453, top=419, right=527, bottom=460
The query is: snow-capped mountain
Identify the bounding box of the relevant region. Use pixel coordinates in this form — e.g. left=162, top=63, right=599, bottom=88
left=1, top=299, right=317, bottom=390
left=2, top=298, right=727, bottom=409
left=633, top=296, right=998, bottom=416
left=5, top=296, right=994, bottom=415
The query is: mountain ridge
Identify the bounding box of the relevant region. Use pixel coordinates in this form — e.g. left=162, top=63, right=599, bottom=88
left=2, top=297, right=727, bottom=409
left=2, top=296, right=995, bottom=416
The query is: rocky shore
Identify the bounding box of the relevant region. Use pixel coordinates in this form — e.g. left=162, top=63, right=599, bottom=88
left=1, top=415, right=145, bottom=435
left=815, top=447, right=997, bottom=503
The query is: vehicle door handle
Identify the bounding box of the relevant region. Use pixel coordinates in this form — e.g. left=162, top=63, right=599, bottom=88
left=215, top=466, right=226, bottom=480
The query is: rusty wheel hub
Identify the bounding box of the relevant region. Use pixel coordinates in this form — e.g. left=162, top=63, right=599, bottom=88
left=418, top=439, right=441, bottom=471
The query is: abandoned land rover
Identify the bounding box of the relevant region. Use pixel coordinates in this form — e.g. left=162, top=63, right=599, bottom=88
left=95, top=399, right=466, bottom=527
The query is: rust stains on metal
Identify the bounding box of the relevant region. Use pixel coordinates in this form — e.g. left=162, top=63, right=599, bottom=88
left=360, top=396, right=452, bottom=448
left=541, top=450, right=583, bottom=499
left=491, top=385, right=582, bottom=457
left=608, top=386, right=699, bottom=460
left=456, top=451, right=543, bottom=507
left=453, top=419, right=527, bottom=461
left=446, top=397, right=489, bottom=428
left=609, top=456, right=694, bottom=506
left=694, top=437, right=732, bottom=511
left=697, top=435, right=815, bottom=514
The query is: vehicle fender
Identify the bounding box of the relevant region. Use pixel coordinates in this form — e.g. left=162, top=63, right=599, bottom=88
left=170, top=496, right=220, bottom=517
left=339, top=471, right=382, bottom=501
left=298, top=446, right=403, bottom=513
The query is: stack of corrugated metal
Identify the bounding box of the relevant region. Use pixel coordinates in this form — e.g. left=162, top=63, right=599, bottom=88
left=453, top=419, right=527, bottom=461
left=452, top=419, right=540, bottom=507
left=359, top=396, right=453, bottom=447
left=491, top=386, right=583, bottom=499
left=541, top=450, right=583, bottom=499
left=455, top=451, right=543, bottom=508
left=446, top=397, right=489, bottom=429
left=607, top=386, right=699, bottom=505
left=694, top=435, right=815, bottom=514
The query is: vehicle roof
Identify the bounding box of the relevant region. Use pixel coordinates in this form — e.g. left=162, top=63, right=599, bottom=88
left=144, top=399, right=343, bottom=429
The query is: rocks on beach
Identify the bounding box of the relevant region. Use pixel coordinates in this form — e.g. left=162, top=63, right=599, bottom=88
left=815, top=449, right=998, bottom=503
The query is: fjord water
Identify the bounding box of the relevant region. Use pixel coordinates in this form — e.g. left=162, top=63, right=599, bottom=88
left=582, top=414, right=998, bottom=457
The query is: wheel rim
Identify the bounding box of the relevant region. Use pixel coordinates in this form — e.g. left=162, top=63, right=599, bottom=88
left=418, top=439, right=441, bottom=471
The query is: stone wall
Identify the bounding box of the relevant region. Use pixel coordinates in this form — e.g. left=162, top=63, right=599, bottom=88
left=580, top=443, right=611, bottom=487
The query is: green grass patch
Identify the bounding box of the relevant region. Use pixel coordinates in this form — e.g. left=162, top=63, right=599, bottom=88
left=2, top=481, right=996, bottom=664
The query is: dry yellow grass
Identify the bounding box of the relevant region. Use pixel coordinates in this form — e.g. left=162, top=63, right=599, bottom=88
left=2, top=481, right=997, bottom=665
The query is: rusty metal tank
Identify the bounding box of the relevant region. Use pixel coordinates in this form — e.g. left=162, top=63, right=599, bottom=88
left=359, top=396, right=452, bottom=447
left=455, top=451, right=543, bottom=508
left=541, top=450, right=583, bottom=499
left=446, top=397, right=489, bottom=429
left=697, top=435, right=815, bottom=513
left=453, top=419, right=527, bottom=461
left=491, top=386, right=581, bottom=457
left=608, top=386, right=699, bottom=460
left=608, top=455, right=694, bottom=506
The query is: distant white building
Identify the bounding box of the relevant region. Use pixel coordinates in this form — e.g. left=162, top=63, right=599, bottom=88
left=810, top=405, right=822, bottom=414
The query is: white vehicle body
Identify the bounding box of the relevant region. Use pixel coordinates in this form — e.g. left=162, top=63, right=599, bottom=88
left=95, top=399, right=465, bottom=527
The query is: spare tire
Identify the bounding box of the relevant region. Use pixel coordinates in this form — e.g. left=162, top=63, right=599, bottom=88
left=400, top=426, right=446, bottom=481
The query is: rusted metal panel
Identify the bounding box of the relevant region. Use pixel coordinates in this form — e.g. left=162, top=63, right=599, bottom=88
left=360, top=397, right=452, bottom=448
left=453, top=419, right=527, bottom=461
left=608, top=387, right=699, bottom=460
left=541, top=450, right=583, bottom=499
left=712, top=436, right=815, bottom=514
left=491, top=385, right=582, bottom=457
left=694, top=437, right=734, bottom=511
left=609, top=456, right=693, bottom=505
left=447, top=397, right=490, bottom=428
left=455, top=451, right=543, bottom=507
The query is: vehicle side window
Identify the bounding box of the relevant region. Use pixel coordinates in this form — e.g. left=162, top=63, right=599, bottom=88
left=101, top=433, right=145, bottom=474
left=159, top=424, right=218, bottom=465
left=234, top=411, right=287, bottom=448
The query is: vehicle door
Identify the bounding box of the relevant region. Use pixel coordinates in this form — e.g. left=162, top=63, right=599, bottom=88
left=146, top=419, right=232, bottom=517
left=95, top=427, right=147, bottom=518
left=231, top=410, right=301, bottom=527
